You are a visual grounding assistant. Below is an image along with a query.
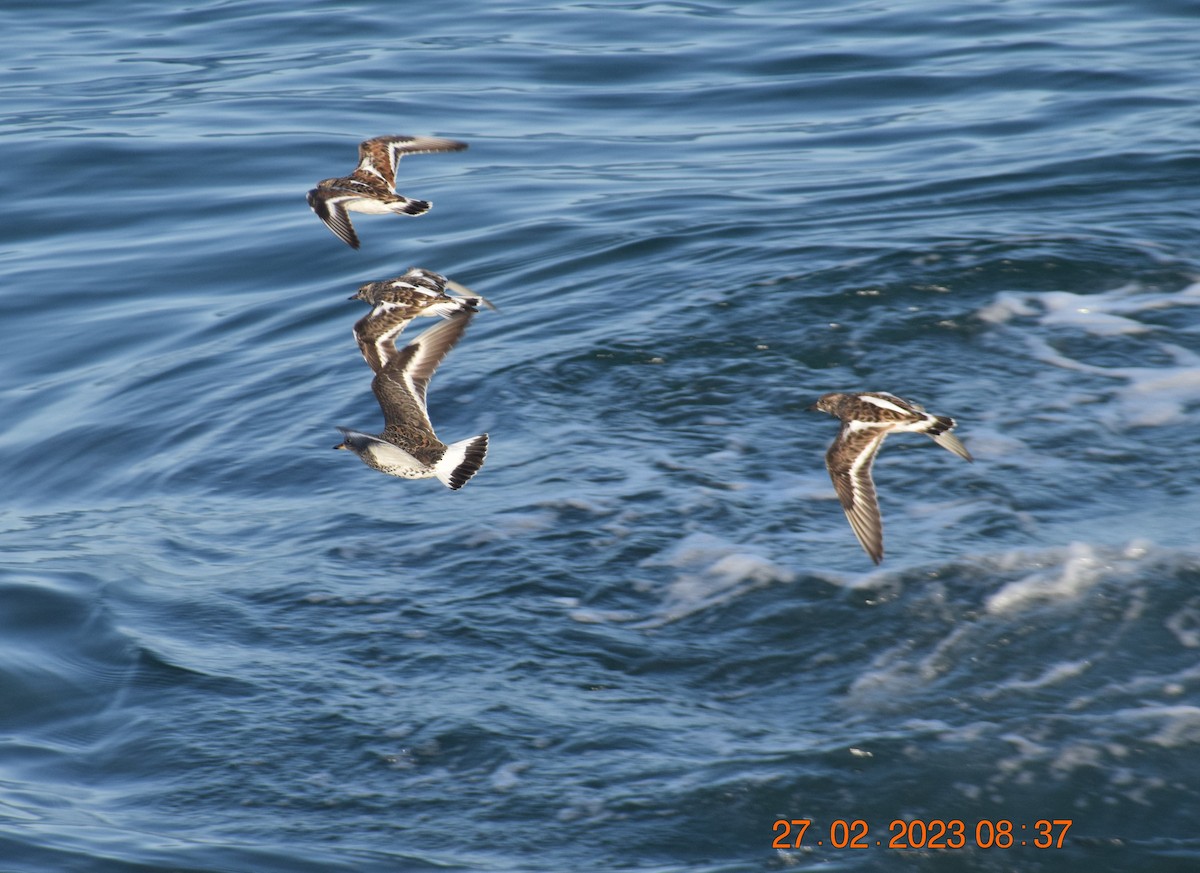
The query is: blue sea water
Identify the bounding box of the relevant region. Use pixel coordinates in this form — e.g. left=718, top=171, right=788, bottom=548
left=2, top=0, right=1200, bottom=870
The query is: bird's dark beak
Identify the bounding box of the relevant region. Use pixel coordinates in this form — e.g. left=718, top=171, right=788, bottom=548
left=807, top=402, right=821, bottom=412
left=333, top=442, right=347, bottom=451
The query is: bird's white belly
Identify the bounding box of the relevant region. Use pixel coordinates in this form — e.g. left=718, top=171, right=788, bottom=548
left=365, top=442, right=433, bottom=479
left=346, top=198, right=397, bottom=215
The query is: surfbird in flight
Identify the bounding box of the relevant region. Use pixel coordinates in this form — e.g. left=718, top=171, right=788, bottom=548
left=335, top=311, right=488, bottom=490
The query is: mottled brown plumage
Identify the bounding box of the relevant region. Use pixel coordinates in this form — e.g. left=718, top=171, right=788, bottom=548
left=349, top=268, right=489, bottom=373
left=811, top=391, right=972, bottom=564
left=307, top=135, right=468, bottom=248
left=335, top=312, right=488, bottom=490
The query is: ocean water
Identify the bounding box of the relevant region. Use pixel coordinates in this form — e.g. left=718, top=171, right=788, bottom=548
left=2, top=1, right=1200, bottom=870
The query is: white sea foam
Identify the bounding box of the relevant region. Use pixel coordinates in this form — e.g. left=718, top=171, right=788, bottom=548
left=1038, top=292, right=1152, bottom=335
left=985, top=541, right=1108, bottom=615
left=1115, top=705, right=1200, bottom=748
left=978, top=280, right=1200, bottom=330
left=985, top=540, right=1155, bottom=616
left=1165, top=598, right=1200, bottom=649
left=630, top=532, right=796, bottom=626
left=489, top=761, right=529, bottom=792
left=462, top=509, right=559, bottom=547
left=845, top=541, right=1176, bottom=713
left=979, top=658, right=1093, bottom=699
left=977, top=279, right=1200, bottom=428
left=564, top=532, right=798, bottom=626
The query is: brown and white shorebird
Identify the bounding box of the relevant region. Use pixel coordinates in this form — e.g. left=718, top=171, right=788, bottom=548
left=307, top=135, right=468, bottom=249
left=349, top=267, right=495, bottom=373
left=334, top=311, right=488, bottom=490
left=810, top=391, right=973, bottom=564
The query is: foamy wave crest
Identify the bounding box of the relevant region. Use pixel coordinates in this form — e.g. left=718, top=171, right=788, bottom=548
left=568, top=532, right=796, bottom=627
left=984, top=540, right=1154, bottom=615
left=978, top=279, right=1200, bottom=427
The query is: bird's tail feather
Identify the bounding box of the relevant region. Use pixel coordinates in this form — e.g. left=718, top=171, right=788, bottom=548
left=435, top=434, right=489, bottom=490
left=445, top=279, right=498, bottom=312
left=394, top=198, right=432, bottom=216
left=424, top=297, right=480, bottom=319
left=926, top=416, right=973, bottom=462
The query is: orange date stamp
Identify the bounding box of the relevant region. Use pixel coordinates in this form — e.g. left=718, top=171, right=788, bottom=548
left=772, top=818, right=1072, bottom=850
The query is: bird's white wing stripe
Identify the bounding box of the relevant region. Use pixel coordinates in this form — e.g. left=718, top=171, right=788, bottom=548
left=846, top=419, right=888, bottom=433
left=860, top=394, right=913, bottom=414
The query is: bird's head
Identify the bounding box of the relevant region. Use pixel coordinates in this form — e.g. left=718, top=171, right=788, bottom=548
left=348, top=281, right=380, bottom=303
left=333, top=427, right=370, bottom=452
left=809, top=393, right=846, bottom=415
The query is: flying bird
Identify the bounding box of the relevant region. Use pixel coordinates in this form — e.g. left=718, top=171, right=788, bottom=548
left=810, top=391, right=972, bottom=564
left=349, top=268, right=494, bottom=373
left=307, top=135, right=467, bottom=249
left=335, top=311, right=487, bottom=490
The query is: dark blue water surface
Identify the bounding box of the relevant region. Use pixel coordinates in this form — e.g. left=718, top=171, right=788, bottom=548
left=3, top=1, right=1200, bottom=870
